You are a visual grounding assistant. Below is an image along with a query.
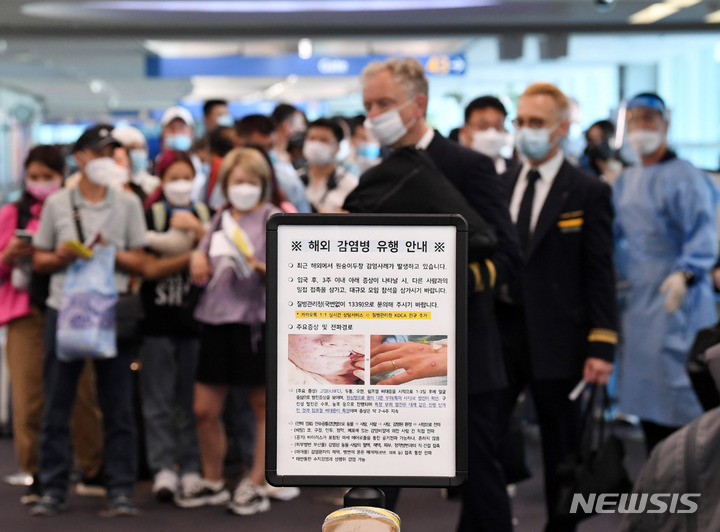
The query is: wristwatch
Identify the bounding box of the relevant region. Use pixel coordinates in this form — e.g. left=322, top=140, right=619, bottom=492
left=680, top=270, right=696, bottom=287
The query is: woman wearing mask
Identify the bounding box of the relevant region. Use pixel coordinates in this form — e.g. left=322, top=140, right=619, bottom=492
left=140, top=150, right=210, bottom=503
left=0, top=145, right=104, bottom=504
left=298, top=118, right=358, bottom=213
left=181, top=147, right=281, bottom=515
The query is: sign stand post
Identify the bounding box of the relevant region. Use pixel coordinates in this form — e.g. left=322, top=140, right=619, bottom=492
left=343, top=487, right=386, bottom=508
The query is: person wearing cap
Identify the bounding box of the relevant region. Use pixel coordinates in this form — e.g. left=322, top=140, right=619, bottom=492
left=159, top=106, right=208, bottom=205
left=613, top=92, right=719, bottom=454
left=29, top=123, right=150, bottom=517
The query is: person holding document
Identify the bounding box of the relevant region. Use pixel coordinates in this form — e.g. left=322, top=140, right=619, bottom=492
left=185, top=147, right=281, bottom=515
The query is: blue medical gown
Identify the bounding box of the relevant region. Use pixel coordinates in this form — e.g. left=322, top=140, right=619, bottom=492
left=613, top=157, right=719, bottom=426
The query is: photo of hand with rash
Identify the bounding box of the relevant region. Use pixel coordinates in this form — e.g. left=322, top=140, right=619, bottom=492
left=288, top=334, right=365, bottom=385
left=370, top=335, right=448, bottom=386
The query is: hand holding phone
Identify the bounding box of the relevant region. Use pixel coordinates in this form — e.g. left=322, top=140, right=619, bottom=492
left=15, top=229, right=33, bottom=242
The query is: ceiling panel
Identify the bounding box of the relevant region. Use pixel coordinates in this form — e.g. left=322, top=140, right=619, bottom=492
left=0, top=1, right=717, bottom=119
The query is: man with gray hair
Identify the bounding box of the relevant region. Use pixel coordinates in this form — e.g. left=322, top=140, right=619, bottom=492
left=344, top=57, right=520, bottom=532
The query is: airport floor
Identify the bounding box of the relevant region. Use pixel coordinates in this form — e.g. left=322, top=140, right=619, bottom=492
left=0, top=424, right=647, bottom=531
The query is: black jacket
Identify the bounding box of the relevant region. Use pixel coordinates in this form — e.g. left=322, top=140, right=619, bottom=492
left=501, top=160, right=618, bottom=380
left=343, top=145, right=508, bottom=394
left=343, top=146, right=497, bottom=262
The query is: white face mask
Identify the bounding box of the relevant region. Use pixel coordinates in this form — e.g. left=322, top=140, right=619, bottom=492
left=84, top=157, right=117, bottom=187
left=627, top=129, right=664, bottom=156
left=106, top=165, right=130, bottom=190
left=163, top=179, right=194, bottom=206
left=471, top=129, right=506, bottom=159
left=364, top=100, right=415, bottom=147
left=303, top=140, right=337, bottom=166
left=228, top=183, right=262, bottom=212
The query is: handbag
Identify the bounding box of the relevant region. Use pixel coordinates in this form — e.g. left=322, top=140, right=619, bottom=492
left=686, top=322, right=720, bottom=411
left=552, top=385, right=633, bottom=524
left=56, top=245, right=118, bottom=361
left=115, top=291, right=144, bottom=346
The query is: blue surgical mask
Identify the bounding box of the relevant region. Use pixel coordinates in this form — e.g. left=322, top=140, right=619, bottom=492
left=129, top=149, right=148, bottom=174
left=165, top=134, right=192, bottom=151
left=515, top=126, right=558, bottom=162
left=356, top=142, right=381, bottom=159
left=216, top=114, right=234, bottom=128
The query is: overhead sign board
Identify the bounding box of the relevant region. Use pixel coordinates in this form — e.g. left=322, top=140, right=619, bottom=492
left=146, top=53, right=467, bottom=78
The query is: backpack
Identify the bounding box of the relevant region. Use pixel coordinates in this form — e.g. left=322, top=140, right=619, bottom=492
left=620, top=408, right=720, bottom=532
left=149, top=201, right=211, bottom=232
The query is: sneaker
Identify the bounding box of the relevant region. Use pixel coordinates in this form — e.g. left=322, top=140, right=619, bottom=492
left=179, top=472, right=203, bottom=495
left=174, top=478, right=230, bottom=508
left=152, top=469, right=178, bottom=503
left=76, top=468, right=107, bottom=497
left=4, top=471, right=33, bottom=486
left=20, top=474, right=42, bottom=505
left=228, top=478, right=270, bottom=516
left=29, top=495, right=66, bottom=517
left=107, top=495, right=139, bottom=516
left=265, top=482, right=300, bottom=501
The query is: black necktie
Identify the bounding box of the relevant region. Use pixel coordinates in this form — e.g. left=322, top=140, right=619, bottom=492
left=516, top=169, right=541, bottom=252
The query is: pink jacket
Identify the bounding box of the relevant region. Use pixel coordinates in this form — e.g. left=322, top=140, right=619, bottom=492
left=0, top=202, right=41, bottom=326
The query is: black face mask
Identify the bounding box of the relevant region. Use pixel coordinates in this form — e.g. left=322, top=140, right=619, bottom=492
left=585, top=142, right=612, bottom=176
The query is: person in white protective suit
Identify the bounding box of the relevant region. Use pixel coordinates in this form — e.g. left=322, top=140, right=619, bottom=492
left=613, top=92, right=720, bottom=455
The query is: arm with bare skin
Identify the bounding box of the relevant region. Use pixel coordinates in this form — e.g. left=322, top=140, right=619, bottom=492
left=370, top=341, right=448, bottom=385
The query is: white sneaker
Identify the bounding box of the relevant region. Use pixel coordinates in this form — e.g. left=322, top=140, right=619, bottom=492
left=179, top=472, right=203, bottom=495
left=264, top=482, right=300, bottom=501
left=152, top=469, right=179, bottom=502
left=228, top=478, right=270, bottom=516
left=174, top=478, right=230, bottom=508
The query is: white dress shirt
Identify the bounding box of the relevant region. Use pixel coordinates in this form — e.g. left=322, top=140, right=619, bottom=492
left=509, top=150, right=565, bottom=232
left=416, top=127, right=435, bottom=150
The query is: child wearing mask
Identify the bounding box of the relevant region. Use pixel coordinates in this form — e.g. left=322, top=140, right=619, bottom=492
left=139, top=150, right=210, bottom=503
left=180, top=147, right=280, bottom=515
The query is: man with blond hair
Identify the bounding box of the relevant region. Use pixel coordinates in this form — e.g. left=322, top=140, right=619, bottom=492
left=495, top=82, right=617, bottom=530
left=344, top=57, right=521, bottom=532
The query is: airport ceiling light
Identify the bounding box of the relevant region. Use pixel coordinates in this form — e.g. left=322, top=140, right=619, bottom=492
left=75, top=1, right=498, bottom=13
left=629, top=0, right=701, bottom=25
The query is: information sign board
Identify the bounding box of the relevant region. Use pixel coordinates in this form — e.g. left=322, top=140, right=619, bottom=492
left=266, top=214, right=467, bottom=487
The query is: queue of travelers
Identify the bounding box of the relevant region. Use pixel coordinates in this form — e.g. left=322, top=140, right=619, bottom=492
left=0, top=57, right=717, bottom=531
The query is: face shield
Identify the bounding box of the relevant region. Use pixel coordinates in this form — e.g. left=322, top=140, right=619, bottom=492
left=618, top=95, right=669, bottom=158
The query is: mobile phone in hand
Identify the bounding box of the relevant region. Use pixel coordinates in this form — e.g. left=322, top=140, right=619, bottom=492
left=15, top=229, right=33, bottom=242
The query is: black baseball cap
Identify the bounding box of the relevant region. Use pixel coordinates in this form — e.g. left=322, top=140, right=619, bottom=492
left=73, top=124, right=122, bottom=153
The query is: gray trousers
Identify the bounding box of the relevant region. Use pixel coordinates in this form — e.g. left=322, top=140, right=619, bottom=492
left=139, top=335, right=200, bottom=475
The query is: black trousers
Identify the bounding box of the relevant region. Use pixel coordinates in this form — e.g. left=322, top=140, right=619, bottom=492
left=456, top=390, right=513, bottom=532
left=383, top=390, right=512, bottom=532
left=496, top=304, right=581, bottom=532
